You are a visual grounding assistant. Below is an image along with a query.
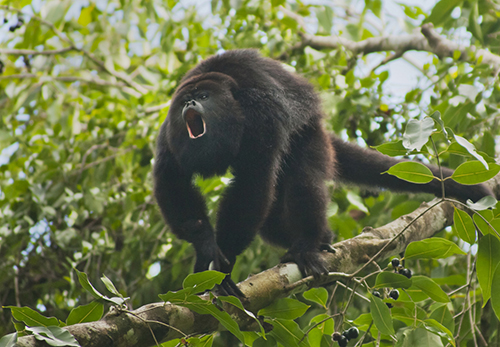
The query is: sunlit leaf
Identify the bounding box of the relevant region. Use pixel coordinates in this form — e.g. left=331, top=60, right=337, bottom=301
left=385, top=162, right=435, bottom=184
left=402, top=118, right=435, bottom=151
left=405, top=238, right=466, bottom=259
left=451, top=161, right=500, bottom=185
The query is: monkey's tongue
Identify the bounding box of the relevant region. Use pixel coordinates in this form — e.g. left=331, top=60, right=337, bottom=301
left=184, top=110, right=206, bottom=139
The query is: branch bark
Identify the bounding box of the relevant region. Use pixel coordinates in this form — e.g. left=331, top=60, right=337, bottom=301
left=14, top=197, right=461, bottom=347
left=292, top=21, right=500, bottom=75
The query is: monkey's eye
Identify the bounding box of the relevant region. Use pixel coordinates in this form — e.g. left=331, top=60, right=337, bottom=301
left=199, top=93, right=209, bottom=100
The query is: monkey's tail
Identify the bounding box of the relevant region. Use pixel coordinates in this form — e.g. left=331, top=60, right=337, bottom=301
left=330, top=135, right=494, bottom=202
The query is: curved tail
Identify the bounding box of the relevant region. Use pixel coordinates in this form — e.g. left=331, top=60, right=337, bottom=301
left=330, top=135, right=494, bottom=202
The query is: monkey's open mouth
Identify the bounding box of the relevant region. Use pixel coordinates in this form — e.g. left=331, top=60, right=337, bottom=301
left=184, top=109, right=206, bottom=139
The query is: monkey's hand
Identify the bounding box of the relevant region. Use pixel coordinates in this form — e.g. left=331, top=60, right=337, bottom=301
left=211, top=248, right=246, bottom=298
left=281, top=242, right=336, bottom=278
left=194, top=242, right=245, bottom=297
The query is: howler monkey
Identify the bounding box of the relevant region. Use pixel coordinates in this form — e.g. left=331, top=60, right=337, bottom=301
left=154, top=50, right=493, bottom=290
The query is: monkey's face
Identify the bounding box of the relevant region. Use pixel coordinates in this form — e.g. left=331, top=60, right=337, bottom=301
left=165, top=75, right=244, bottom=177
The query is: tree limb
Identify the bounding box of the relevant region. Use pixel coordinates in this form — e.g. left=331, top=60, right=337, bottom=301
left=294, top=21, right=500, bottom=74
left=13, top=197, right=461, bottom=347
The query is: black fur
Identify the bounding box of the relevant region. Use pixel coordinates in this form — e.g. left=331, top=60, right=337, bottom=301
left=154, top=50, right=493, bottom=282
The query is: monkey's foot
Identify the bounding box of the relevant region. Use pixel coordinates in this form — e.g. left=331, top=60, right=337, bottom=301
left=281, top=242, right=335, bottom=278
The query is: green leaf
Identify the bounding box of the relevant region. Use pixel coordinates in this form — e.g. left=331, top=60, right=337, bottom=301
left=159, top=289, right=197, bottom=303
left=452, top=208, right=476, bottom=244
left=74, top=269, right=105, bottom=300
left=308, top=314, right=334, bottom=347
left=6, top=306, right=59, bottom=327
left=101, top=274, right=122, bottom=297
left=374, top=272, right=412, bottom=289
left=346, top=191, right=369, bottom=213
left=182, top=271, right=226, bottom=292
left=217, top=296, right=265, bottom=334
left=422, top=319, right=455, bottom=346
left=424, top=0, right=463, bottom=25
left=77, top=5, right=94, bottom=27
left=25, top=326, right=80, bottom=347
left=370, top=296, right=395, bottom=336
left=396, top=327, right=444, bottom=347
left=477, top=234, right=500, bottom=305
left=430, top=111, right=448, bottom=137
left=182, top=296, right=245, bottom=343
left=385, top=162, right=435, bottom=184
left=374, top=140, right=409, bottom=157
left=258, top=298, right=310, bottom=320
left=66, top=301, right=104, bottom=325
left=451, top=161, right=500, bottom=185
left=310, top=314, right=334, bottom=335
left=490, top=263, right=500, bottom=321
left=468, top=0, right=483, bottom=43
left=411, top=276, right=450, bottom=303
left=253, top=335, right=277, bottom=347
left=473, top=211, right=500, bottom=236
left=405, top=238, right=466, bottom=259
left=0, top=333, right=17, bottom=347
left=454, top=135, right=488, bottom=170
left=429, top=304, right=455, bottom=335
left=402, top=118, right=435, bottom=151
left=270, top=318, right=309, bottom=347
left=303, top=287, right=329, bottom=308
left=74, top=269, right=122, bottom=305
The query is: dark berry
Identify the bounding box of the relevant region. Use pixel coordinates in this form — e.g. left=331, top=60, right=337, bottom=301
left=346, top=327, right=359, bottom=339
left=342, top=330, right=349, bottom=339
left=391, top=258, right=400, bottom=268
left=333, top=332, right=341, bottom=341
left=386, top=303, right=393, bottom=308
left=372, top=290, right=381, bottom=298
left=338, top=335, right=348, bottom=347
left=389, top=289, right=399, bottom=300
left=399, top=268, right=412, bottom=279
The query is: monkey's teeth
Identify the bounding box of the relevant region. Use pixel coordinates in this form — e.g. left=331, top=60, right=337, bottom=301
left=185, top=111, right=206, bottom=139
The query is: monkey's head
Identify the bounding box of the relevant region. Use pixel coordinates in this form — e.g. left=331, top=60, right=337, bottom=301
left=165, top=72, right=245, bottom=177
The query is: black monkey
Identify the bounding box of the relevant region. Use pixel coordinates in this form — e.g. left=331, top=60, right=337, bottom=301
left=154, top=50, right=493, bottom=291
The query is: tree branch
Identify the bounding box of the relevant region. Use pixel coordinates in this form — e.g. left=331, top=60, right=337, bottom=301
left=13, top=197, right=463, bottom=347
left=0, top=48, right=73, bottom=55
left=293, top=20, right=500, bottom=74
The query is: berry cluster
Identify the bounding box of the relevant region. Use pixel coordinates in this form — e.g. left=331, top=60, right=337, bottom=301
left=391, top=258, right=412, bottom=279
left=333, top=327, right=359, bottom=347
left=372, top=289, right=399, bottom=308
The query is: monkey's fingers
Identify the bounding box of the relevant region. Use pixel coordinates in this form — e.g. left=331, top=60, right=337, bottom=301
left=216, top=275, right=246, bottom=298
left=319, top=243, right=336, bottom=253
left=281, top=250, right=330, bottom=278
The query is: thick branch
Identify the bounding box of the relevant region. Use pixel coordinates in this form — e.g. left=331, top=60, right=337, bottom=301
left=14, top=198, right=459, bottom=347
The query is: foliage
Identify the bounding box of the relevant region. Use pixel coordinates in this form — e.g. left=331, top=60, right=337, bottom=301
left=1, top=0, right=500, bottom=346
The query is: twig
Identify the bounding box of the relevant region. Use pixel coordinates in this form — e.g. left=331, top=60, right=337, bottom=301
left=0, top=5, right=150, bottom=95
left=0, top=47, right=73, bottom=55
